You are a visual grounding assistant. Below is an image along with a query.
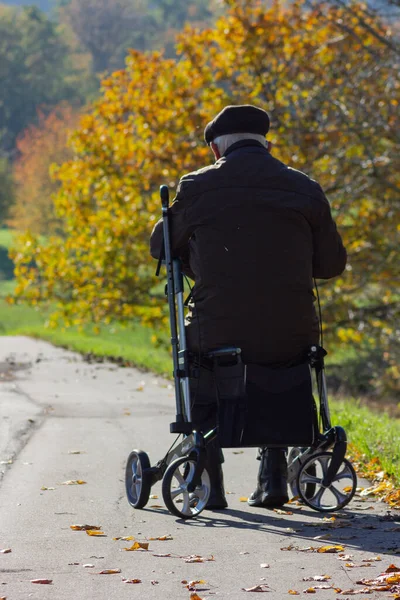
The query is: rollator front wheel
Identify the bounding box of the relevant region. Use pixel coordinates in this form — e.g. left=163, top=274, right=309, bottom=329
left=125, top=450, right=152, bottom=509
left=297, top=451, right=357, bottom=512
left=162, top=456, right=211, bottom=519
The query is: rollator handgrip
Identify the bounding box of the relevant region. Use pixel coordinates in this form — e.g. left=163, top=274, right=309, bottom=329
left=160, top=185, right=169, bottom=208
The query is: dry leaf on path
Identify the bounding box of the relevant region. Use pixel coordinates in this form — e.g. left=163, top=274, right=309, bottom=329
left=303, top=575, right=331, bottom=581
left=186, top=580, right=207, bottom=590
left=86, top=530, right=106, bottom=536
left=242, top=584, right=270, bottom=592
left=190, top=594, right=204, bottom=600
left=0, top=549, right=11, bottom=554
left=60, top=480, right=86, bottom=485
left=31, top=579, right=53, bottom=584
left=123, top=541, right=149, bottom=551
left=113, top=535, right=134, bottom=541
left=240, top=496, right=249, bottom=502
left=41, top=486, right=55, bottom=490
left=149, top=494, right=158, bottom=499
left=184, top=555, right=215, bottom=563
left=317, top=545, right=344, bottom=553
left=98, top=569, right=121, bottom=574
left=68, top=450, right=84, bottom=454
left=148, top=535, right=173, bottom=541
left=288, top=591, right=300, bottom=595
left=122, top=578, right=141, bottom=583
left=71, top=524, right=101, bottom=531
left=152, top=553, right=172, bottom=557
left=303, top=588, right=316, bottom=594
left=273, top=509, right=293, bottom=515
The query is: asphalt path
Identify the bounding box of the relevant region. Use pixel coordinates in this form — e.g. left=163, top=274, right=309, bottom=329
left=0, top=336, right=399, bottom=599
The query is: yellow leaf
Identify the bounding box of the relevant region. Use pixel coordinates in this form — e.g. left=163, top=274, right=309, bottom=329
left=288, top=591, right=300, bottom=595
left=123, top=541, right=149, bottom=551
left=98, top=569, right=121, bottom=574
left=317, top=545, right=344, bottom=553
left=148, top=535, right=173, bottom=540
left=122, top=578, right=142, bottom=583
left=113, top=535, right=134, bottom=541
left=86, top=530, right=106, bottom=536
left=240, top=496, right=248, bottom=502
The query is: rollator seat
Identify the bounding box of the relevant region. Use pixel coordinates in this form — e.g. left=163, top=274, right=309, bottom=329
left=212, top=351, right=318, bottom=449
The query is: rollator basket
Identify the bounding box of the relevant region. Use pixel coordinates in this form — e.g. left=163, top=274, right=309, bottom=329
left=214, top=357, right=317, bottom=448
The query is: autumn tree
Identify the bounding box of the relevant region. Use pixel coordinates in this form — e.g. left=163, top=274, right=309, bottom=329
left=11, top=0, right=400, bottom=394
left=9, top=104, right=80, bottom=235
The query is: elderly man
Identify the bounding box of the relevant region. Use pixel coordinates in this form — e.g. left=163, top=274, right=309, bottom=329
left=150, top=105, right=346, bottom=510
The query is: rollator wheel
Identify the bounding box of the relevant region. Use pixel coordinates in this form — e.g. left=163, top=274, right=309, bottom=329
left=162, top=456, right=211, bottom=519
left=288, top=447, right=316, bottom=500
left=125, top=450, right=152, bottom=509
left=297, top=451, right=357, bottom=512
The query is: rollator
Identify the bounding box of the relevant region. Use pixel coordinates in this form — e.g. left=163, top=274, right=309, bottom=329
left=125, top=185, right=357, bottom=519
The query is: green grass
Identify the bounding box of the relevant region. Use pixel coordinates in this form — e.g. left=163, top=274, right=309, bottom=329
left=0, top=228, right=16, bottom=248
left=330, top=399, right=400, bottom=485
left=0, top=298, right=172, bottom=376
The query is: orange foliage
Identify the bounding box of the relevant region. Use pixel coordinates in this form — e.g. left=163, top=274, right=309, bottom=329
left=9, top=104, right=80, bottom=235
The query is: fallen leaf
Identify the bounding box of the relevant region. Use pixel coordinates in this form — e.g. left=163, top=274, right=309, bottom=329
left=122, top=578, right=141, bottom=583
left=148, top=535, right=173, bottom=541
left=303, top=575, right=331, bottom=581
left=123, top=542, right=149, bottom=551
left=113, top=535, right=134, bottom=541
left=41, top=486, right=55, bottom=491
left=240, top=496, right=249, bottom=502
left=86, top=530, right=106, bottom=536
left=337, top=554, right=354, bottom=560
left=83, top=564, right=94, bottom=568
left=31, top=579, right=52, bottom=584
left=149, top=494, right=158, bottom=499
left=242, top=584, right=270, bottom=592
left=317, top=545, right=344, bottom=553
left=303, top=588, right=316, bottom=594
left=98, top=569, right=121, bottom=574
left=190, top=594, right=204, bottom=600
left=384, top=564, right=400, bottom=573
left=71, top=524, right=101, bottom=531
left=288, top=591, right=300, bottom=595
left=273, top=509, right=293, bottom=515
left=152, top=553, right=172, bottom=557
left=186, top=580, right=207, bottom=590
left=149, top=504, right=163, bottom=508
left=184, top=555, right=215, bottom=563
left=60, top=480, right=86, bottom=485
left=260, top=564, right=270, bottom=568
left=0, top=549, right=11, bottom=554
left=232, top=450, right=244, bottom=454
left=68, top=450, right=84, bottom=454
left=363, top=556, right=381, bottom=562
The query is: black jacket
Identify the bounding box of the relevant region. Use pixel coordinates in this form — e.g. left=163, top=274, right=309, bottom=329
left=150, top=140, right=346, bottom=366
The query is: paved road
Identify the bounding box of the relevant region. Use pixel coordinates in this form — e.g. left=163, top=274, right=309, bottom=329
left=0, top=337, right=398, bottom=599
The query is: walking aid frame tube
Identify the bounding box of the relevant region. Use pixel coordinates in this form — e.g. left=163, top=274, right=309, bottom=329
left=159, top=185, right=192, bottom=432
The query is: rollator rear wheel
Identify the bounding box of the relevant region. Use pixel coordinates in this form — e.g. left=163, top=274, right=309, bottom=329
left=297, top=451, right=357, bottom=512
left=162, top=456, right=211, bottom=519
left=125, top=450, right=152, bottom=509
left=288, top=447, right=316, bottom=500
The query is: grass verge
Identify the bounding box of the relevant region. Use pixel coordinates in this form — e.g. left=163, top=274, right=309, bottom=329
left=0, top=298, right=399, bottom=499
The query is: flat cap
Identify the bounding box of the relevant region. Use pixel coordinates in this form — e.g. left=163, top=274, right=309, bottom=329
left=204, top=104, right=270, bottom=144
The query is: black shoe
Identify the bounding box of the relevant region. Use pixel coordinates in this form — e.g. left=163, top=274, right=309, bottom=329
left=248, top=448, right=289, bottom=508
left=204, top=441, right=228, bottom=510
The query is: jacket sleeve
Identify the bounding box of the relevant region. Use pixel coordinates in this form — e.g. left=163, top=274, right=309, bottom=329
left=149, top=177, right=194, bottom=262
left=311, top=185, right=347, bottom=279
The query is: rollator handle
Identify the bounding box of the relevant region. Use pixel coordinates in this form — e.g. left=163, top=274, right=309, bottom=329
left=160, top=185, right=169, bottom=208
